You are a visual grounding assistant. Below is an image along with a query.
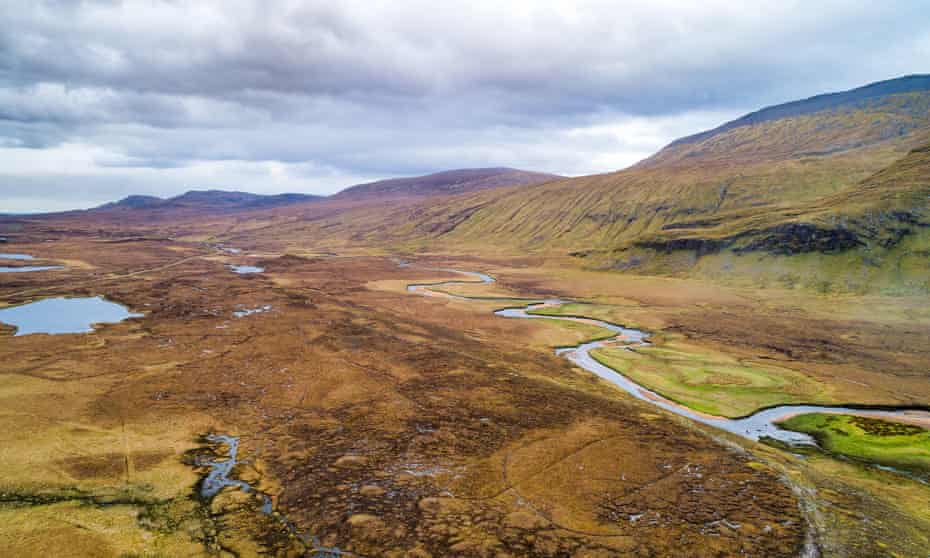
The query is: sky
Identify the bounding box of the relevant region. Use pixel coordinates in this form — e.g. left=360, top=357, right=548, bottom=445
left=1, top=1, right=929, bottom=212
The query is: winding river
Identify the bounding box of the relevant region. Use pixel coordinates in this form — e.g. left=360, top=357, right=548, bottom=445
left=406, top=268, right=930, bottom=447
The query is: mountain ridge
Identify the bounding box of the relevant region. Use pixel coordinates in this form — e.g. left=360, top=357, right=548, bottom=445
left=230, top=75, right=930, bottom=294
left=93, top=190, right=323, bottom=214
left=332, top=167, right=562, bottom=199
left=666, top=74, right=930, bottom=149
left=81, top=167, right=561, bottom=216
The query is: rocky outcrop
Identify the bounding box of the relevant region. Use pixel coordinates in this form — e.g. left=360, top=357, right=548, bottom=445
left=737, top=223, right=863, bottom=255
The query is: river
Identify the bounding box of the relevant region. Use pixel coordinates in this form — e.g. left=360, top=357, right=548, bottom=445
left=406, top=268, right=930, bottom=447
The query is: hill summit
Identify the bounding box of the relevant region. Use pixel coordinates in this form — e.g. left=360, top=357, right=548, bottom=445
left=333, top=168, right=561, bottom=199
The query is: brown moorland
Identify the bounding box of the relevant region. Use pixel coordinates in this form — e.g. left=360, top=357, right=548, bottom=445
left=1, top=223, right=929, bottom=556
left=1, top=76, right=929, bottom=557
left=0, top=233, right=810, bottom=557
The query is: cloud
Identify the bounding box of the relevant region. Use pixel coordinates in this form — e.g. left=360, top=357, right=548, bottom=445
left=1, top=0, right=928, bottom=210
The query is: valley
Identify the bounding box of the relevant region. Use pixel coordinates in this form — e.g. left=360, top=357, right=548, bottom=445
left=1, top=75, right=929, bottom=557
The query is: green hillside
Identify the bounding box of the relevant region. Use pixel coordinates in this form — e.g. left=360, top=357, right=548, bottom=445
left=429, top=89, right=930, bottom=254
left=404, top=81, right=930, bottom=292
left=227, top=76, right=930, bottom=293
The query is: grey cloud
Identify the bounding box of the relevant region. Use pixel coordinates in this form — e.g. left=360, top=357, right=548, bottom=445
left=0, top=0, right=928, bottom=210
left=5, top=2, right=928, bottom=111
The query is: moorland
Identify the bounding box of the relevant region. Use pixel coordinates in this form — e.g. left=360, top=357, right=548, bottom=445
left=1, top=75, right=929, bottom=557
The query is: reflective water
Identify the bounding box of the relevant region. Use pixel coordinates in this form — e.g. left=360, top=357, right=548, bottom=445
left=199, top=434, right=343, bottom=556
left=0, top=252, right=63, bottom=273
left=229, top=265, right=264, bottom=274
left=0, top=296, right=142, bottom=335
left=407, top=268, right=927, bottom=446
left=200, top=434, right=257, bottom=499
left=0, top=252, right=62, bottom=273
left=233, top=305, right=272, bottom=318
left=0, top=265, right=62, bottom=273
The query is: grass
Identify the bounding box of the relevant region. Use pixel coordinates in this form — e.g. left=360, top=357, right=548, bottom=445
left=589, top=341, right=830, bottom=417
left=528, top=303, right=629, bottom=323
left=534, top=317, right=617, bottom=345
left=233, top=92, right=930, bottom=297
left=778, top=413, right=930, bottom=477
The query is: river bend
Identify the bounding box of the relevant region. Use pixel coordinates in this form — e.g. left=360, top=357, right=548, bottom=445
left=406, top=268, right=929, bottom=446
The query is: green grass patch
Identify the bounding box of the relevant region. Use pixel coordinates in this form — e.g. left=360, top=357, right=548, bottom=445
left=528, top=303, right=624, bottom=322
left=535, top=318, right=617, bottom=345
left=779, top=413, right=930, bottom=477
left=590, top=342, right=830, bottom=417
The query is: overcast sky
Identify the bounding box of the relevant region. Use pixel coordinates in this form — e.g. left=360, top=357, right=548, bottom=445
left=2, top=1, right=929, bottom=211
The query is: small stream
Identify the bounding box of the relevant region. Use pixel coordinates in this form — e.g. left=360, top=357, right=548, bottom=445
left=198, top=434, right=344, bottom=557
left=406, top=269, right=930, bottom=447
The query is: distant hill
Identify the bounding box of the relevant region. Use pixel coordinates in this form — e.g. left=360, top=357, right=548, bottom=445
left=96, top=190, right=322, bottom=213
left=256, top=75, right=930, bottom=293
left=332, top=168, right=561, bottom=199
left=83, top=169, right=560, bottom=216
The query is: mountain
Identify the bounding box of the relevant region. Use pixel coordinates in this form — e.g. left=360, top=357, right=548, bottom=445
left=85, top=168, right=559, bottom=215
left=663, top=74, right=930, bottom=151
left=99, top=195, right=164, bottom=209
left=332, top=168, right=561, bottom=199
left=251, top=75, right=930, bottom=293
left=96, top=190, right=322, bottom=213
left=17, top=76, right=930, bottom=294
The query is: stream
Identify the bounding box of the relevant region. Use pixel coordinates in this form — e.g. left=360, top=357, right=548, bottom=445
left=406, top=268, right=930, bottom=447
left=198, top=434, right=344, bottom=557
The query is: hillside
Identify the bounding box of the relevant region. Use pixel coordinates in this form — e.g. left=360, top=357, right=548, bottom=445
left=659, top=74, right=930, bottom=153
left=233, top=76, right=930, bottom=293
left=4, top=168, right=562, bottom=240
left=13, top=76, right=930, bottom=294
left=428, top=78, right=930, bottom=252
left=332, top=167, right=561, bottom=199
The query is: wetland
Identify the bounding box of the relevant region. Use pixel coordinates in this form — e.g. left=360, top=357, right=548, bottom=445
left=0, top=230, right=927, bottom=557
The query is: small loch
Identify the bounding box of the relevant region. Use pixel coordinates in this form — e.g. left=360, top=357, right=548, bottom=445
left=0, top=252, right=63, bottom=273
left=0, top=296, right=142, bottom=336
left=229, top=264, right=264, bottom=274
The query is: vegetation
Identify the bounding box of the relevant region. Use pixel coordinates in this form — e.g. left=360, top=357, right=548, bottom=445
left=590, top=341, right=830, bottom=417
left=195, top=84, right=930, bottom=295
left=535, top=317, right=617, bottom=345
left=4, top=76, right=930, bottom=556
left=779, top=413, right=930, bottom=477
left=0, top=238, right=810, bottom=557
left=529, top=303, right=638, bottom=325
